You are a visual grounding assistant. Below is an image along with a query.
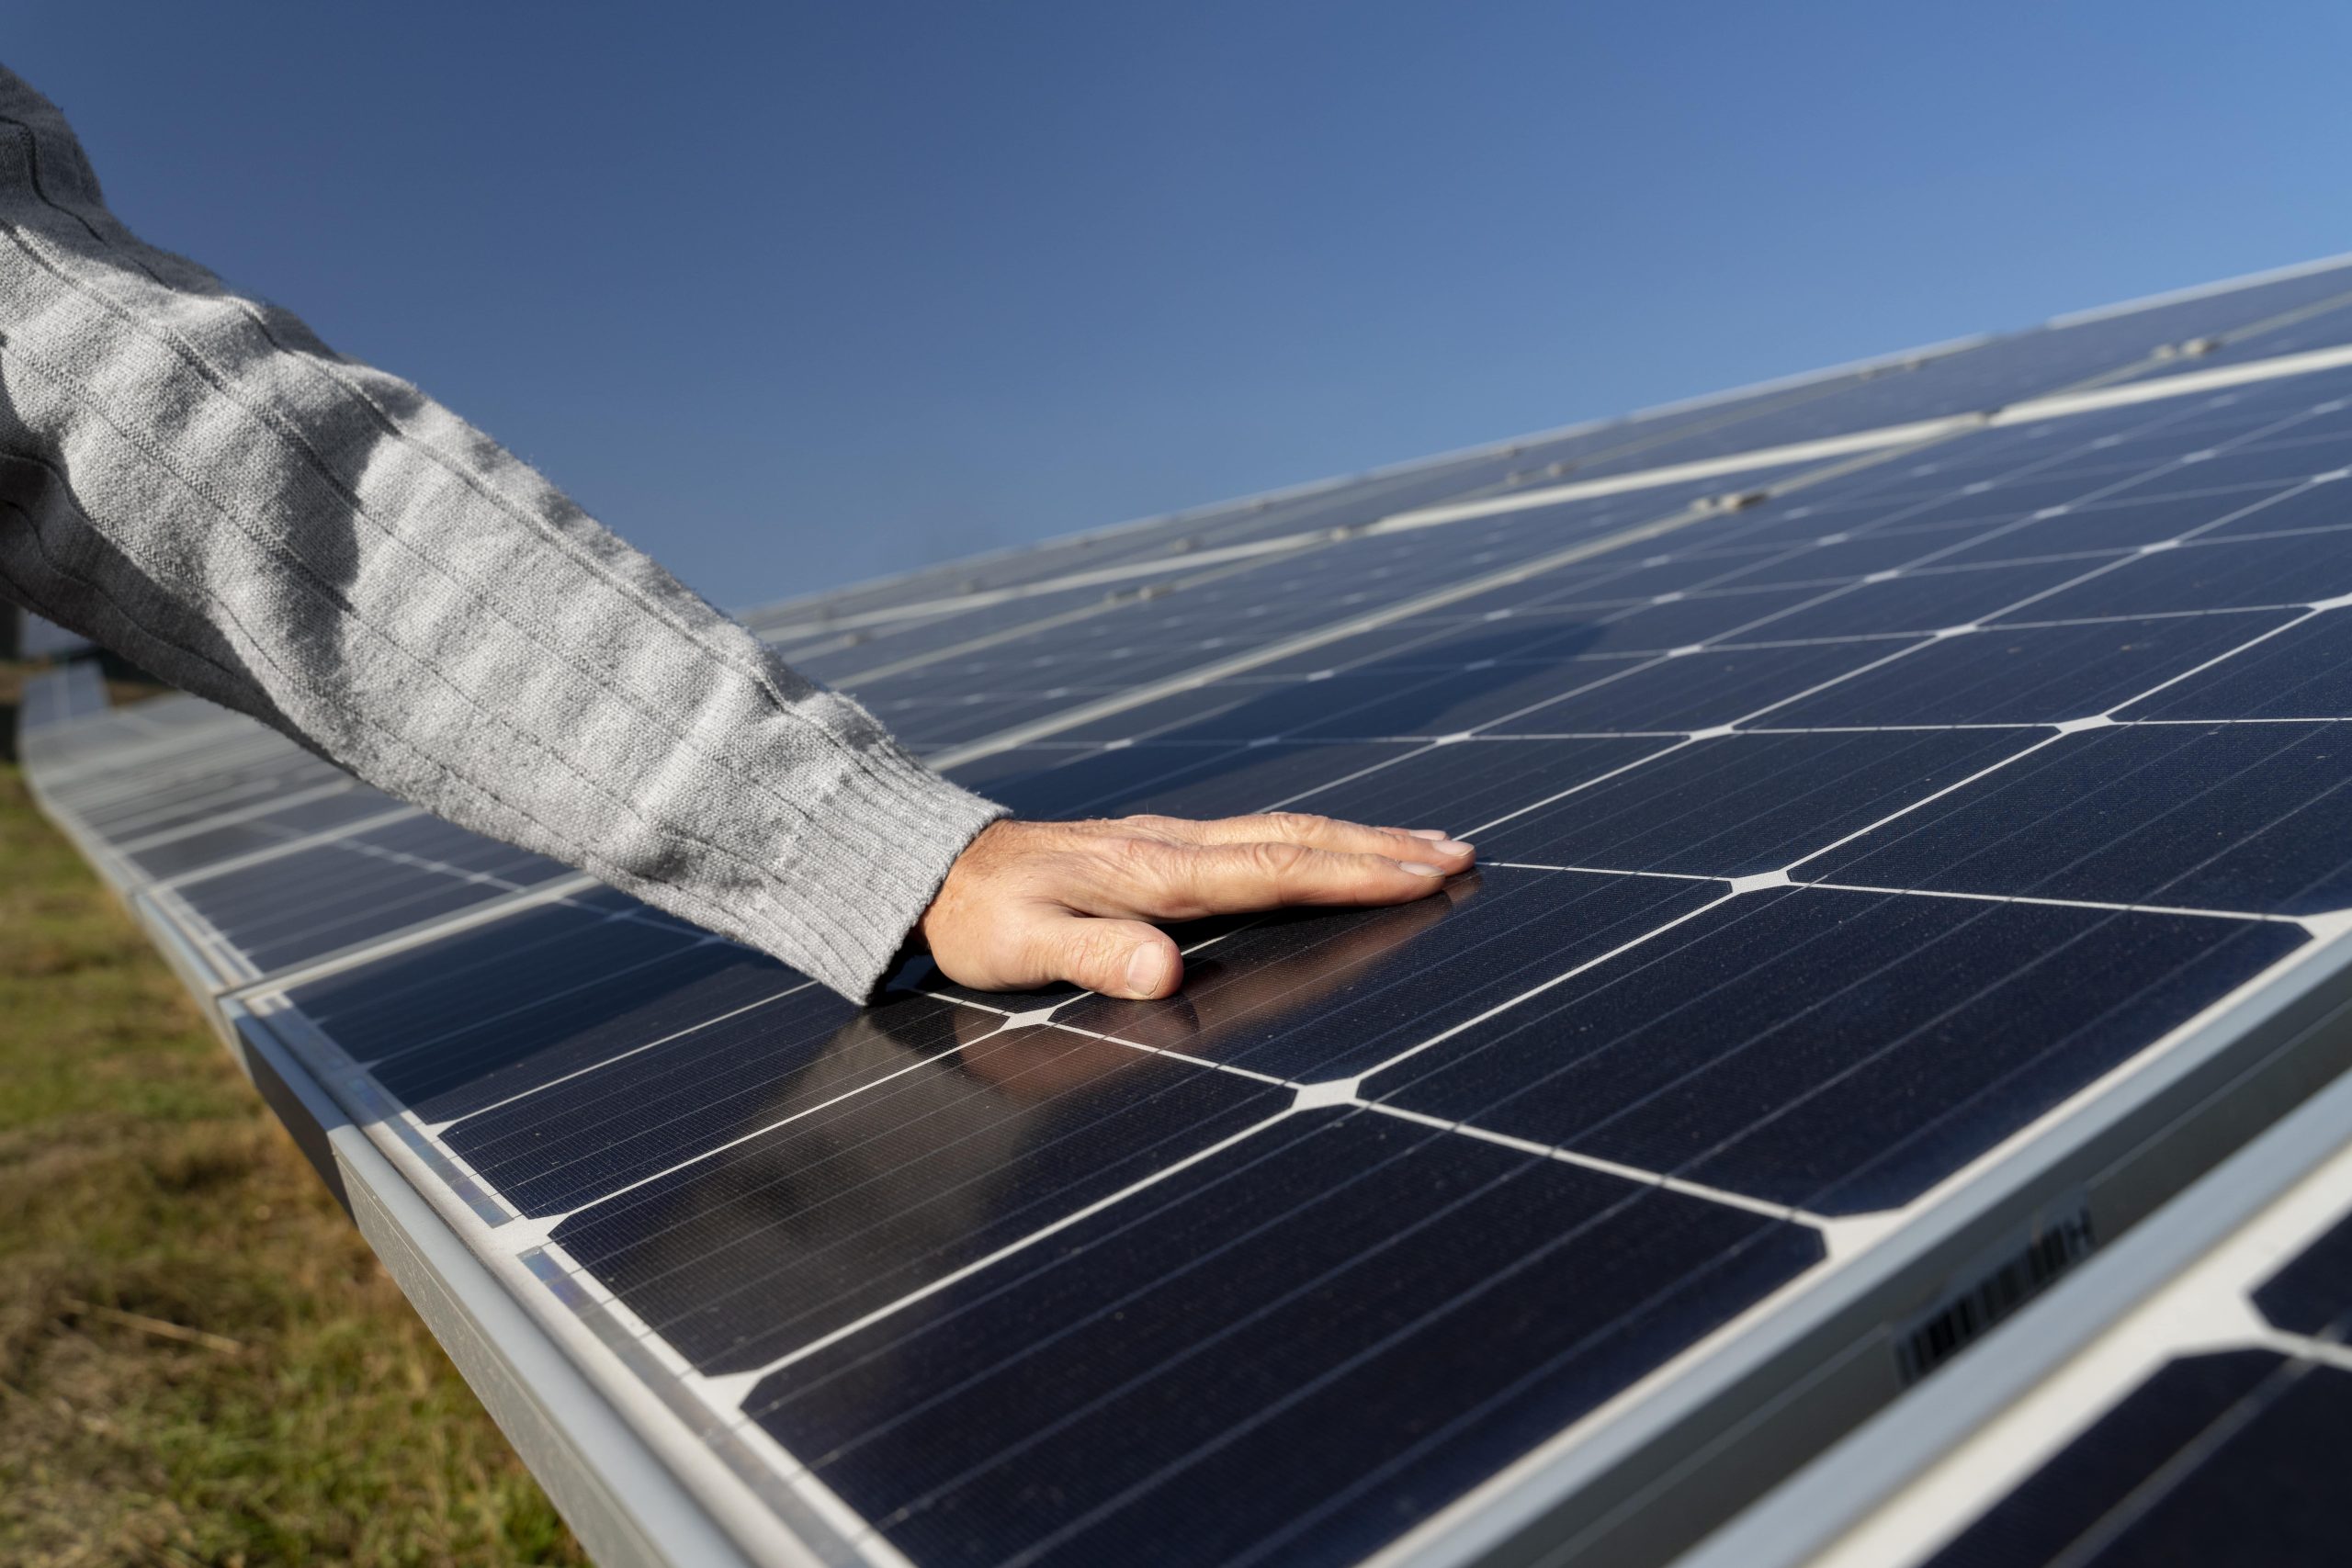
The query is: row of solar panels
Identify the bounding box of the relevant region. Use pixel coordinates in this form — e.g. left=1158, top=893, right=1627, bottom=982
left=738, top=254, right=2352, bottom=645
left=16, top=253, right=2352, bottom=1568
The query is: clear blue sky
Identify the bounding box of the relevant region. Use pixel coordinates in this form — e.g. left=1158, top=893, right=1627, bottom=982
left=13, top=3, right=2348, bottom=605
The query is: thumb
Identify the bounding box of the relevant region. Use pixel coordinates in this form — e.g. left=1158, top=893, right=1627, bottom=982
left=1032, top=909, right=1183, bottom=1000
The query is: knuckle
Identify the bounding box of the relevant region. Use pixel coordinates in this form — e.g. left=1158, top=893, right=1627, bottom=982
left=1100, top=832, right=1172, bottom=882
left=1249, top=839, right=1314, bottom=880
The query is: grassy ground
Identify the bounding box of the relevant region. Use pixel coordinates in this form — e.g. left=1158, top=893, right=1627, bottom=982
left=0, top=665, right=585, bottom=1567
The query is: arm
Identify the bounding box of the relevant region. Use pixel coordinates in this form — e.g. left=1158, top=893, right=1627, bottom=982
left=0, top=66, right=1472, bottom=1002
left=0, top=64, right=1003, bottom=999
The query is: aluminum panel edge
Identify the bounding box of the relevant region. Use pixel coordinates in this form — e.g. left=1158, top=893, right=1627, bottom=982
left=224, top=1004, right=763, bottom=1568
left=1674, top=1028, right=2352, bottom=1568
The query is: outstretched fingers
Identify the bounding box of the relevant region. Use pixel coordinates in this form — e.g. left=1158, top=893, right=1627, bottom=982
left=1134, top=810, right=1475, bottom=868
left=917, top=814, right=1476, bottom=1002
left=1115, top=837, right=1465, bottom=921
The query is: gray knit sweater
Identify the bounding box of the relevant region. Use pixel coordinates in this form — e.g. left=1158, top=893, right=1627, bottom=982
left=0, top=66, right=1006, bottom=1000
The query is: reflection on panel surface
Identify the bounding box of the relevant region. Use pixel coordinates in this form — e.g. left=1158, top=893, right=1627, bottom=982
left=1055, top=867, right=1723, bottom=1081
left=747, top=1110, right=1825, bottom=1568
left=556, top=1004, right=1287, bottom=1371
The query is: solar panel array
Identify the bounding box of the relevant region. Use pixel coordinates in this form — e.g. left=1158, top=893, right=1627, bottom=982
left=17, top=256, right=2352, bottom=1568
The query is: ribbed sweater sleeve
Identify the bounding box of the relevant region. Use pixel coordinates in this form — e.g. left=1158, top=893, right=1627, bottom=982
left=0, top=65, right=1006, bottom=1000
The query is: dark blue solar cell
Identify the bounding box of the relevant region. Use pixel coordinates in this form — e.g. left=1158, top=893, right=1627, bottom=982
left=937, top=740, right=1108, bottom=804
left=555, top=1018, right=1287, bottom=1371
left=1804, top=722, right=2352, bottom=914
left=878, top=689, right=1130, bottom=749
left=2124, top=612, right=2352, bottom=723
left=352, top=815, right=570, bottom=880
left=1553, top=549, right=1790, bottom=602
left=251, top=880, right=508, bottom=971
left=2254, top=1210, right=2352, bottom=1338
left=1932, top=490, right=2298, bottom=562
left=1370, top=568, right=1628, bottom=626
left=2132, top=438, right=2352, bottom=494
left=1923, top=1352, right=2285, bottom=1568
left=1048, top=865, right=1723, bottom=1082
left=1363, top=886, right=2302, bottom=1213
left=1891, top=468, right=2150, bottom=526
left=172, top=816, right=570, bottom=974
left=1240, top=617, right=1526, bottom=676
left=1141, top=662, right=1631, bottom=742
left=1736, top=558, right=2109, bottom=642
left=1053, top=677, right=1396, bottom=743
left=2199, top=477, right=2352, bottom=538
left=1241, top=620, right=1458, bottom=677
left=1765, top=612, right=2296, bottom=727
left=1699, top=527, right=1987, bottom=584
left=125, top=786, right=399, bottom=880
left=444, top=982, right=915, bottom=1215
left=1545, top=583, right=1845, bottom=652
left=1476, top=728, right=2039, bottom=874
left=956, top=739, right=1419, bottom=821
left=370, top=942, right=803, bottom=1121
left=288, top=900, right=636, bottom=1043
left=1487, top=637, right=1924, bottom=734
left=745, top=1108, right=1824, bottom=1568
left=1281, top=735, right=1674, bottom=831
left=1939, top=1356, right=2352, bottom=1568
left=1039, top=619, right=1670, bottom=747
left=2021, top=439, right=2207, bottom=481
left=1998, top=532, right=2352, bottom=621
left=864, top=657, right=1120, bottom=705
left=78, top=750, right=345, bottom=841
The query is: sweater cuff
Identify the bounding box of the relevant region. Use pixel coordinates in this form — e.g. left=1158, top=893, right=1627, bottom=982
left=767, top=740, right=1009, bottom=1000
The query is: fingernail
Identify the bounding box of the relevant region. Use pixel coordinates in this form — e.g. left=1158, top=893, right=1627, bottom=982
left=1433, top=840, right=1474, bottom=856
left=1124, top=945, right=1170, bottom=996
left=1404, top=829, right=1452, bottom=840
left=1399, top=862, right=1449, bottom=877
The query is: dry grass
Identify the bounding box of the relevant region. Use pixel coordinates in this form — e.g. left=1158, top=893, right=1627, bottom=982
left=0, top=671, right=584, bottom=1567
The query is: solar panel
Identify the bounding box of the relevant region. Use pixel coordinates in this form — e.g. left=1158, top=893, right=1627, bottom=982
left=1703, top=1032, right=2352, bottom=1568
left=18, top=256, right=2352, bottom=1568
left=13, top=656, right=106, bottom=734
left=17, top=607, right=93, bottom=660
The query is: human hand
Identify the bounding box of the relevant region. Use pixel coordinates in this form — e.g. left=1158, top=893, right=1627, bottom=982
left=916, top=814, right=1476, bottom=1000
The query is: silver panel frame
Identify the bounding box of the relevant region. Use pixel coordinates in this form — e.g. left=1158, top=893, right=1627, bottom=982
left=222, top=999, right=764, bottom=1568
left=1675, top=998, right=2352, bottom=1568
